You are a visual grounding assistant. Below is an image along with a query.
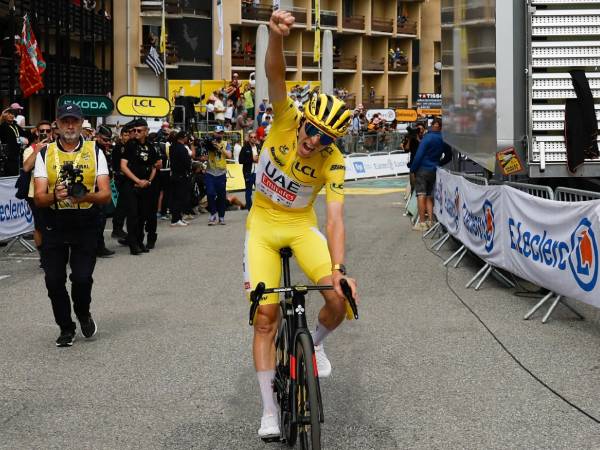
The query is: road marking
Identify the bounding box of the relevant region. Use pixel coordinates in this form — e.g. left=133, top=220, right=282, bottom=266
left=0, top=275, right=11, bottom=282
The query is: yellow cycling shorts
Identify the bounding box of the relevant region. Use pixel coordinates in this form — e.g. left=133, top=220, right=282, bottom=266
left=243, top=205, right=333, bottom=306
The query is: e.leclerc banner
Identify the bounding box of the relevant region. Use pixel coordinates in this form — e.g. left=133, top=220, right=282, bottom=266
left=434, top=169, right=505, bottom=269
left=0, top=177, right=34, bottom=240
left=503, top=186, right=600, bottom=307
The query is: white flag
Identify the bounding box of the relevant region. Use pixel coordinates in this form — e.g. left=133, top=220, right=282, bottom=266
left=216, top=0, right=224, bottom=56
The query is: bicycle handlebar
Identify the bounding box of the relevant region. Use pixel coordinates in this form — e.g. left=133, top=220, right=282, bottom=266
left=249, top=279, right=359, bottom=325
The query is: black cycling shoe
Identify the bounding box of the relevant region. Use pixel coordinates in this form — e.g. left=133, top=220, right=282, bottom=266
left=56, top=329, right=76, bottom=347
left=79, top=315, right=97, bottom=339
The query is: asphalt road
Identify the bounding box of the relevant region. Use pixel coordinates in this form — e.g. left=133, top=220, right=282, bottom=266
left=2, top=178, right=600, bottom=449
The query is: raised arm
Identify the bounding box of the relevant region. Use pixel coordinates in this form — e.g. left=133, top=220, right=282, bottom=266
left=266, top=10, right=295, bottom=103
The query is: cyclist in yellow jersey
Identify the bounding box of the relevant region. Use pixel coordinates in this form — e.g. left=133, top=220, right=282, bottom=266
left=246, top=9, right=359, bottom=439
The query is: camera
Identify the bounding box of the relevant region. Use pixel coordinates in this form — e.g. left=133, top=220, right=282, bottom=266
left=59, top=162, right=89, bottom=199
left=199, top=134, right=218, bottom=155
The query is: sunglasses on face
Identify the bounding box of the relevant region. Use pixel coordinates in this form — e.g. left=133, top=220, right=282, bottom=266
left=38, top=129, right=52, bottom=133
left=304, top=121, right=335, bottom=146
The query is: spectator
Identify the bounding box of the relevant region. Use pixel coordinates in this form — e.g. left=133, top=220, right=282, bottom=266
left=21, top=120, right=53, bottom=254
left=369, top=86, right=376, bottom=103
left=214, top=93, right=226, bottom=124
left=235, top=110, right=254, bottom=133
left=169, top=131, right=192, bottom=227
left=409, top=118, right=452, bottom=231
left=94, top=125, right=116, bottom=258
left=243, top=84, right=255, bottom=119
left=205, top=125, right=232, bottom=225
left=233, top=36, right=242, bottom=55
left=257, top=98, right=268, bottom=124
left=82, top=120, right=94, bottom=140
left=228, top=72, right=242, bottom=103
left=205, top=98, right=215, bottom=121
left=156, top=122, right=171, bottom=142
left=224, top=98, right=235, bottom=130
left=0, top=106, right=28, bottom=176
left=238, top=131, right=259, bottom=210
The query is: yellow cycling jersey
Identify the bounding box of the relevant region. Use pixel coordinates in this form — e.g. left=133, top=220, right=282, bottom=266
left=254, top=97, right=346, bottom=213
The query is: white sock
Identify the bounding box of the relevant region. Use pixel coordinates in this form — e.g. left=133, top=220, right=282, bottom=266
left=312, top=320, right=332, bottom=347
left=257, top=370, right=277, bottom=417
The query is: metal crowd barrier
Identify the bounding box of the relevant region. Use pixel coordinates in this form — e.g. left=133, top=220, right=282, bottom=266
left=338, top=130, right=406, bottom=154
left=505, top=181, right=554, bottom=200
left=555, top=187, right=600, bottom=202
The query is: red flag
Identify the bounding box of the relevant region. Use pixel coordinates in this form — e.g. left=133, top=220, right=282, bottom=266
left=16, top=14, right=46, bottom=98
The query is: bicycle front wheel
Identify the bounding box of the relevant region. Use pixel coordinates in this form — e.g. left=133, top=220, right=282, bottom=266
left=295, top=332, right=321, bottom=450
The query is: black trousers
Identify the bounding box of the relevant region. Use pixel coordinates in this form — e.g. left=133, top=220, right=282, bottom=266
left=41, top=228, right=98, bottom=331
left=97, top=207, right=107, bottom=250
left=112, top=178, right=127, bottom=232
left=170, top=175, right=190, bottom=223
left=145, top=181, right=160, bottom=245
left=122, top=182, right=153, bottom=247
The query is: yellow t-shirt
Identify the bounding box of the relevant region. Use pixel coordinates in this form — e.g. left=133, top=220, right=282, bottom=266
left=22, top=146, right=36, bottom=198
left=253, top=97, right=346, bottom=214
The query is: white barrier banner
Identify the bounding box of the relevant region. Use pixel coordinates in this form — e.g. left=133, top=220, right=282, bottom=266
left=435, top=168, right=600, bottom=308
left=0, top=177, right=34, bottom=241
left=504, top=186, right=600, bottom=307
left=344, top=153, right=410, bottom=180
left=434, top=170, right=505, bottom=268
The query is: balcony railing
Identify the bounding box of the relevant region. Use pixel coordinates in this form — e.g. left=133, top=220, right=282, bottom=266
left=241, top=3, right=306, bottom=23
left=388, top=96, right=409, bottom=108
left=364, top=97, right=385, bottom=109
left=343, top=15, right=365, bottom=30
left=363, top=57, right=385, bottom=71
left=397, top=20, right=418, bottom=35
left=302, top=52, right=319, bottom=68
left=388, top=61, right=409, bottom=72
left=372, top=17, right=393, bottom=33
left=140, top=44, right=179, bottom=65
left=232, top=51, right=296, bottom=67
left=315, top=9, right=337, bottom=27
left=333, top=56, right=357, bottom=70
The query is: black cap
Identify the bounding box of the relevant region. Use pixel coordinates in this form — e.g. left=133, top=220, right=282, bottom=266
left=97, top=125, right=112, bottom=139
left=57, top=103, right=83, bottom=120
left=133, top=118, right=148, bottom=128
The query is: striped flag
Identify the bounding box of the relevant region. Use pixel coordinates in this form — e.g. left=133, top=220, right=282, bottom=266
left=145, top=46, right=164, bottom=76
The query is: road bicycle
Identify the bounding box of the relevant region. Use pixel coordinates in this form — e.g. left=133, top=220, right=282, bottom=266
left=249, top=247, right=359, bottom=449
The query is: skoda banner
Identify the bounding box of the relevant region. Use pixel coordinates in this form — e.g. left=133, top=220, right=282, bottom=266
left=435, top=169, right=600, bottom=308
left=0, top=177, right=34, bottom=241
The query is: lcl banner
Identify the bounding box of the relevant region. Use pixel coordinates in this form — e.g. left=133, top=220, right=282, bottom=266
left=434, top=169, right=600, bottom=308
left=0, top=177, right=34, bottom=241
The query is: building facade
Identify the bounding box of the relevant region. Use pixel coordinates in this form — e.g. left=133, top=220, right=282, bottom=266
left=214, top=0, right=441, bottom=108
left=0, top=0, right=114, bottom=124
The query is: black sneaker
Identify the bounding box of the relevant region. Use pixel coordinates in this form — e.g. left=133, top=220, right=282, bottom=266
left=111, top=229, right=127, bottom=239
left=97, top=247, right=115, bottom=258
left=56, top=329, right=76, bottom=347
left=79, top=315, right=97, bottom=339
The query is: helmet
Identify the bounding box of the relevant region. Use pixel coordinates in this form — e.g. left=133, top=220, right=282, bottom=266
left=303, top=93, right=352, bottom=138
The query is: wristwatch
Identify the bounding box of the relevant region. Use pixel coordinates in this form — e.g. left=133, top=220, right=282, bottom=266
left=332, top=264, right=347, bottom=275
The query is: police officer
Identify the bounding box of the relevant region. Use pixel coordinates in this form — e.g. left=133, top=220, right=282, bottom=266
left=119, top=119, right=158, bottom=254
left=144, top=133, right=162, bottom=249
left=169, top=131, right=192, bottom=226
left=110, top=123, right=132, bottom=239
left=33, top=104, right=111, bottom=347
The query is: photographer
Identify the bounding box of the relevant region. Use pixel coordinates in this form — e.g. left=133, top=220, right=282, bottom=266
left=0, top=106, right=29, bottom=176
left=119, top=119, right=158, bottom=254
left=169, top=131, right=192, bottom=227
left=33, top=104, right=111, bottom=347
left=205, top=125, right=232, bottom=225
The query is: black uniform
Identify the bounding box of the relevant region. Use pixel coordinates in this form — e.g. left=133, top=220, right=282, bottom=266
left=122, top=139, right=158, bottom=252
left=157, top=142, right=171, bottom=216
left=169, top=142, right=192, bottom=224
left=0, top=120, right=27, bottom=176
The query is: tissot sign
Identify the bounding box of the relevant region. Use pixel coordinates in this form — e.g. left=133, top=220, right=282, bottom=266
left=57, top=94, right=114, bottom=117
left=116, top=95, right=171, bottom=117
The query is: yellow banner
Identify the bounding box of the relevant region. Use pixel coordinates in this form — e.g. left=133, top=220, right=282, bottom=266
left=395, top=109, right=418, bottom=122
left=417, top=108, right=443, bottom=117
left=116, top=95, right=171, bottom=117
left=226, top=162, right=246, bottom=191
left=313, top=0, right=320, bottom=63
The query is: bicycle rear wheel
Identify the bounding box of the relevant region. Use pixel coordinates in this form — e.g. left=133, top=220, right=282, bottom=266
left=295, top=332, right=321, bottom=450
left=275, top=319, right=297, bottom=446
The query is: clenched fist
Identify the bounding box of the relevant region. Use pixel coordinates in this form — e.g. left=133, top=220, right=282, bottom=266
left=269, top=10, right=295, bottom=37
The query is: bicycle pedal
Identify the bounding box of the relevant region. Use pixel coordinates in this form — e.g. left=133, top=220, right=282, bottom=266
left=260, top=435, right=282, bottom=443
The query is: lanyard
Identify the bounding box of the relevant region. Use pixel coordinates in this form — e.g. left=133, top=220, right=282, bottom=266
left=9, top=124, right=19, bottom=140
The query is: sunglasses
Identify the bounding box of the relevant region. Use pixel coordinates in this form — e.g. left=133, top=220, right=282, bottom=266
left=304, top=121, right=334, bottom=146
left=38, top=129, right=52, bottom=133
